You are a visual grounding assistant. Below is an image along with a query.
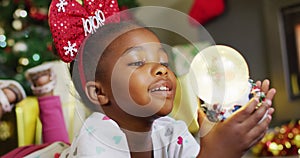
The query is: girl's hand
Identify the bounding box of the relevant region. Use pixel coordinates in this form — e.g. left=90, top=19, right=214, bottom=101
left=197, top=79, right=276, bottom=158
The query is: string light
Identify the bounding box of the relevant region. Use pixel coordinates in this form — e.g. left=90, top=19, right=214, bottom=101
left=0, top=42, right=6, bottom=48
left=19, top=10, right=27, bottom=18
left=252, top=120, right=300, bottom=156
left=18, top=57, right=29, bottom=66
left=13, top=41, right=27, bottom=52
left=32, top=53, right=40, bottom=61
left=0, top=27, right=4, bottom=34
left=0, top=0, right=10, bottom=7
left=0, top=35, right=5, bottom=41
left=0, top=35, right=6, bottom=48
left=14, top=9, right=27, bottom=18
left=7, top=39, right=15, bottom=47
left=12, top=20, right=22, bottom=30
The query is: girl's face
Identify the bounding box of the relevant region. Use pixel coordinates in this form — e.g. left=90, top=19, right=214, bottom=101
left=98, top=28, right=177, bottom=118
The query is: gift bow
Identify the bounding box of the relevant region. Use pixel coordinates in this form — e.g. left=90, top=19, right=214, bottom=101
left=49, top=0, right=120, bottom=62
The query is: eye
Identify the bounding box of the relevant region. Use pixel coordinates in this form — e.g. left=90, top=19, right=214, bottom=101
left=128, top=61, right=145, bottom=66
left=161, top=62, right=169, bottom=67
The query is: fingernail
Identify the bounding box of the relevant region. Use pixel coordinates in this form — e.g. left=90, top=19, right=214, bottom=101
left=268, top=115, right=272, bottom=120
left=264, top=79, right=270, bottom=85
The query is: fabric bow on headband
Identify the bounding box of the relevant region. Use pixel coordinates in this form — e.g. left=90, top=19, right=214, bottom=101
left=49, top=0, right=119, bottom=62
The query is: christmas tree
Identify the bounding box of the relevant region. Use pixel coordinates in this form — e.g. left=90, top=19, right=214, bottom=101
left=0, top=0, right=138, bottom=95
left=0, top=0, right=56, bottom=94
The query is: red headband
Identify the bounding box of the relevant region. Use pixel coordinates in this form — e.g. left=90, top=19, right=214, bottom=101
left=48, top=0, right=120, bottom=63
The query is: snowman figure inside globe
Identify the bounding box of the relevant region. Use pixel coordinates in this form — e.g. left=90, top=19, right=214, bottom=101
left=189, top=45, right=266, bottom=122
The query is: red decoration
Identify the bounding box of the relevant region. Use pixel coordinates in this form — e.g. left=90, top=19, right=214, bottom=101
left=252, top=120, right=300, bottom=156
left=48, top=0, right=119, bottom=63
left=54, top=153, right=61, bottom=158
left=30, top=7, right=48, bottom=21
left=189, top=0, right=225, bottom=25
left=177, top=136, right=183, bottom=145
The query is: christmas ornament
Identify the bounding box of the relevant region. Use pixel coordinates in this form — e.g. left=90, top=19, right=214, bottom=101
left=190, top=45, right=250, bottom=106
left=189, top=45, right=265, bottom=121
left=29, top=6, right=48, bottom=21
left=189, top=0, right=225, bottom=25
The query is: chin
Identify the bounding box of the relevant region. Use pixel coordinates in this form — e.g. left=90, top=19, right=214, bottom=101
left=156, top=104, right=173, bottom=117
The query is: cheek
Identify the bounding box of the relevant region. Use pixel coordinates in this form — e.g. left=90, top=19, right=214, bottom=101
left=170, top=72, right=177, bottom=89
left=129, top=71, right=151, bottom=105
left=110, top=63, right=132, bottom=101
left=111, top=64, right=150, bottom=106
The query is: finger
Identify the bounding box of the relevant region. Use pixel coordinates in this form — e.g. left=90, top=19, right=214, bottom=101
left=255, top=80, right=261, bottom=88
left=264, top=88, right=276, bottom=105
left=246, top=112, right=272, bottom=147
left=197, top=109, right=217, bottom=137
left=243, top=102, right=270, bottom=130
left=261, top=79, right=270, bottom=93
left=247, top=128, right=268, bottom=149
left=229, top=97, right=259, bottom=123
left=197, top=108, right=207, bottom=126
left=267, top=107, right=275, bottom=115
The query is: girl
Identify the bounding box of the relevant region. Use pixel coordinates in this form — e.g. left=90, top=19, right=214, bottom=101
left=63, top=20, right=275, bottom=158
left=3, top=0, right=276, bottom=157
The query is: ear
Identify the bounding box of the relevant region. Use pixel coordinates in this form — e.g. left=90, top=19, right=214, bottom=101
left=85, top=81, right=109, bottom=106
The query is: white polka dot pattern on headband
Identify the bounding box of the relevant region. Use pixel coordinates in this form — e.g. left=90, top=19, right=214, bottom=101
left=48, top=0, right=119, bottom=63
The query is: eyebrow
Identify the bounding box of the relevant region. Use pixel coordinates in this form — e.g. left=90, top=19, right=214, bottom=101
left=122, top=45, right=166, bottom=57
left=122, top=46, right=143, bottom=56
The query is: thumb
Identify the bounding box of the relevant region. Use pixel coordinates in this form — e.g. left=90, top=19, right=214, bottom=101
left=197, top=108, right=206, bottom=126
left=197, top=108, right=217, bottom=137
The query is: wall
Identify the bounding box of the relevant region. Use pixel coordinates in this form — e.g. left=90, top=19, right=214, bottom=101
left=263, top=0, right=300, bottom=124
left=204, top=0, right=268, bottom=80
left=137, top=0, right=193, bottom=13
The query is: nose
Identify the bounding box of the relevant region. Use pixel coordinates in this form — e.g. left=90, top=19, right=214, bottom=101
left=152, top=63, right=168, bottom=76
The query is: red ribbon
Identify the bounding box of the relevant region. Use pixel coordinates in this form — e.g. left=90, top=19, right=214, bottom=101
left=48, top=0, right=119, bottom=63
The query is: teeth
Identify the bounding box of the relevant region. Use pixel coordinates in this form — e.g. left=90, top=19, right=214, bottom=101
left=151, top=86, right=169, bottom=92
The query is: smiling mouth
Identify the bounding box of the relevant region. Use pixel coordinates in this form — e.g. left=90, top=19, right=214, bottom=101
left=149, top=85, right=173, bottom=98
left=150, top=86, right=170, bottom=92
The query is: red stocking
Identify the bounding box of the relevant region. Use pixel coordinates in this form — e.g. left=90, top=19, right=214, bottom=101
left=189, top=0, right=225, bottom=25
